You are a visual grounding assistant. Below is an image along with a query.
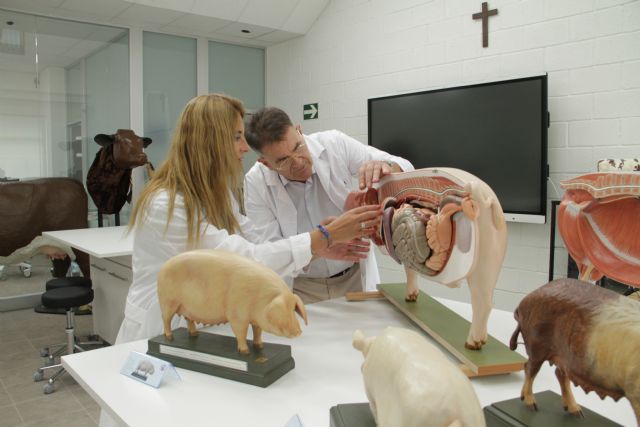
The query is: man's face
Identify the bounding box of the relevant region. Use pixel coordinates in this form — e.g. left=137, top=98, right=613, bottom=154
left=259, top=126, right=313, bottom=182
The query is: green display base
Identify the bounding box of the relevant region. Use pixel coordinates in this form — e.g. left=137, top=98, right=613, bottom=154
left=329, top=403, right=376, bottom=427
left=484, top=390, right=623, bottom=426
left=378, top=283, right=526, bottom=376
left=147, top=328, right=294, bottom=388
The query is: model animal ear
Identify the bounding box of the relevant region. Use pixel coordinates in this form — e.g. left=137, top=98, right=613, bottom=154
left=293, top=294, right=308, bottom=325
left=94, top=133, right=115, bottom=147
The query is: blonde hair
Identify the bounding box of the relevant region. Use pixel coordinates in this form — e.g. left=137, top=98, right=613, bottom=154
left=129, top=93, right=245, bottom=248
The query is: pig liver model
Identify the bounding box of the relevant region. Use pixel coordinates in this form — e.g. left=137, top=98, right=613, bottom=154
left=353, top=327, right=485, bottom=427
left=345, top=168, right=507, bottom=350
left=157, top=249, right=308, bottom=354
left=510, top=278, right=640, bottom=424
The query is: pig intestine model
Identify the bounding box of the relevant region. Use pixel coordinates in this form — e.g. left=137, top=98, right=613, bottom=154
left=345, top=168, right=507, bottom=350
left=353, top=327, right=485, bottom=427
left=157, top=249, right=308, bottom=354
left=510, top=278, right=640, bottom=424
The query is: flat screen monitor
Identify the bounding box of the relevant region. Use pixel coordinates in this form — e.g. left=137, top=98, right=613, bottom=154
left=368, top=75, right=549, bottom=224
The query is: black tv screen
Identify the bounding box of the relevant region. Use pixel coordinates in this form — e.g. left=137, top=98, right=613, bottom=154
left=368, top=75, right=548, bottom=224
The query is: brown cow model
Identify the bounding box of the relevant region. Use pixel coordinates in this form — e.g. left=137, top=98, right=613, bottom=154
left=0, top=178, right=89, bottom=278
left=87, top=129, right=152, bottom=226
left=510, top=278, right=640, bottom=424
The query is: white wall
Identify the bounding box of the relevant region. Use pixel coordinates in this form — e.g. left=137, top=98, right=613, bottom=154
left=0, top=70, right=44, bottom=179
left=265, top=0, right=640, bottom=310
left=40, top=67, right=69, bottom=177
left=0, top=66, right=70, bottom=179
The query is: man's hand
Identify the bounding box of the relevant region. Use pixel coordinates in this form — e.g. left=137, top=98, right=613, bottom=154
left=358, top=160, right=398, bottom=190
left=316, top=238, right=371, bottom=262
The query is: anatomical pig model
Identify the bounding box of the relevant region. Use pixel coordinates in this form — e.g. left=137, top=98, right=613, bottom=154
left=346, top=168, right=507, bottom=349
left=353, top=327, right=485, bottom=427
left=510, top=278, right=640, bottom=424
left=157, top=249, right=308, bottom=354
left=558, top=171, right=640, bottom=288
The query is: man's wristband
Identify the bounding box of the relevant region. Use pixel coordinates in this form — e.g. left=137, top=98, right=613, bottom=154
left=316, top=224, right=332, bottom=247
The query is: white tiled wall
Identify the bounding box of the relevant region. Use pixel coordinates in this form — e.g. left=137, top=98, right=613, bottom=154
left=265, top=0, right=640, bottom=311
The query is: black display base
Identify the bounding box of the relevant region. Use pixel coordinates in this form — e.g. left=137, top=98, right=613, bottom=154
left=147, top=327, right=294, bottom=388
left=33, top=304, right=92, bottom=315
left=484, top=390, right=623, bottom=427
left=329, top=403, right=376, bottom=427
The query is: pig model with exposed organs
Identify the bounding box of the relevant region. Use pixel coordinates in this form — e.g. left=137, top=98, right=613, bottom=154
left=510, top=278, right=640, bottom=424
left=157, top=249, right=308, bottom=354
left=346, top=168, right=507, bottom=350
left=353, top=327, right=485, bottom=427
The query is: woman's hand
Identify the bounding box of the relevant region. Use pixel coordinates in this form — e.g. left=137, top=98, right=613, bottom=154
left=315, top=238, right=370, bottom=262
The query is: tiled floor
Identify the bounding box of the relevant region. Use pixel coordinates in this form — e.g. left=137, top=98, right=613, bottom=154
left=0, top=307, right=100, bottom=426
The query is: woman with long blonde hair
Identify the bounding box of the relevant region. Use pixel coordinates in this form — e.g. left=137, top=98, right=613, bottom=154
left=116, top=94, right=380, bottom=344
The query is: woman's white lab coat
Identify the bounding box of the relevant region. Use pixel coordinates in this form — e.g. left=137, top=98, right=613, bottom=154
left=115, top=190, right=312, bottom=345
left=244, top=130, right=414, bottom=292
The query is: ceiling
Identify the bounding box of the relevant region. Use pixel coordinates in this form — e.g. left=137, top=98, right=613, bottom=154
left=0, top=0, right=329, bottom=72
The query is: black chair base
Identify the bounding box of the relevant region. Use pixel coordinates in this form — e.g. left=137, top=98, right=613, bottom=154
left=33, top=285, right=106, bottom=394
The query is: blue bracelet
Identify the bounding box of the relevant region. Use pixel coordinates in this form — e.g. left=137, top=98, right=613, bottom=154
left=316, top=224, right=332, bottom=247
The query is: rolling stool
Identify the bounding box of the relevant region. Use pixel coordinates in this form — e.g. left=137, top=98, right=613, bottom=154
left=34, top=276, right=93, bottom=315
left=33, top=285, right=94, bottom=394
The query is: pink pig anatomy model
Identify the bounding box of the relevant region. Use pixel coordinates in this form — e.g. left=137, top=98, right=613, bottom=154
left=157, top=249, right=308, bottom=354
left=353, top=327, right=485, bottom=427
left=558, top=172, right=640, bottom=287
left=345, top=168, right=507, bottom=349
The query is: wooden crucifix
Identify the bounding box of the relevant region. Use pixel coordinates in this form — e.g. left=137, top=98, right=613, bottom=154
left=472, top=2, right=498, bottom=48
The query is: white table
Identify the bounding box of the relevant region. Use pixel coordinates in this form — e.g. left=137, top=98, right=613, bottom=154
left=43, top=226, right=132, bottom=344
left=61, top=297, right=635, bottom=427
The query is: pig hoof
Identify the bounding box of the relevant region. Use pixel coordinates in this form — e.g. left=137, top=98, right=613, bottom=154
left=404, top=293, right=418, bottom=302
left=189, top=331, right=198, bottom=337
left=464, top=341, right=482, bottom=350
left=238, top=348, right=250, bottom=355
left=523, top=396, right=537, bottom=411
left=164, top=333, right=174, bottom=342
left=253, top=342, right=264, bottom=350
left=568, top=407, right=584, bottom=418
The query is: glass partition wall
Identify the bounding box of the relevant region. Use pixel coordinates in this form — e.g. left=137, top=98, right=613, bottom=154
left=0, top=9, right=129, bottom=229
left=0, top=8, right=264, bottom=301
left=209, top=41, right=264, bottom=173
left=0, top=10, right=129, bottom=182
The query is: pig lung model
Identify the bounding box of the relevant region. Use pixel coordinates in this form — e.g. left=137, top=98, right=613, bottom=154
left=157, top=249, right=308, bottom=354
left=345, top=168, right=507, bottom=350
left=353, top=327, right=485, bottom=427
left=510, top=278, right=640, bottom=424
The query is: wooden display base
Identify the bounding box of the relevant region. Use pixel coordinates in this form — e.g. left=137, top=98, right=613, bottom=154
left=329, top=403, right=376, bottom=427
left=484, top=390, right=623, bottom=426
left=147, top=328, right=294, bottom=387
left=345, top=291, right=385, bottom=301
left=378, top=283, right=526, bottom=377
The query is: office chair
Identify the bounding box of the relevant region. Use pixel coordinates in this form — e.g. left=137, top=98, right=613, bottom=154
left=32, top=283, right=104, bottom=394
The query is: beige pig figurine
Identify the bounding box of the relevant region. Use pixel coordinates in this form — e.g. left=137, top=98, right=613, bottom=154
left=353, top=327, right=485, bottom=427
left=157, top=249, right=308, bottom=354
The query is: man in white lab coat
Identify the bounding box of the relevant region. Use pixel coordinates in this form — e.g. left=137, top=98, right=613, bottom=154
left=244, top=107, right=414, bottom=303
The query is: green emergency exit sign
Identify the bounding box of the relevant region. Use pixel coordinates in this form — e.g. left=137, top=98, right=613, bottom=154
left=303, top=103, right=318, bottom=120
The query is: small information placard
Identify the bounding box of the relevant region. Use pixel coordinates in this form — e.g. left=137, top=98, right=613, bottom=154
left=120, top=351, right=180, bottom=388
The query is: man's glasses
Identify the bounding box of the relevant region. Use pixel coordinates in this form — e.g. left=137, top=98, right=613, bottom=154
left=273, top=140, right=307, bottom=172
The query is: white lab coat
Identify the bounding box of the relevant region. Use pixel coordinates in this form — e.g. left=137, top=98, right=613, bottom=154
left=115, top=190, right=312, bottom=345
left=244, top=130, right=414, bottom=291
